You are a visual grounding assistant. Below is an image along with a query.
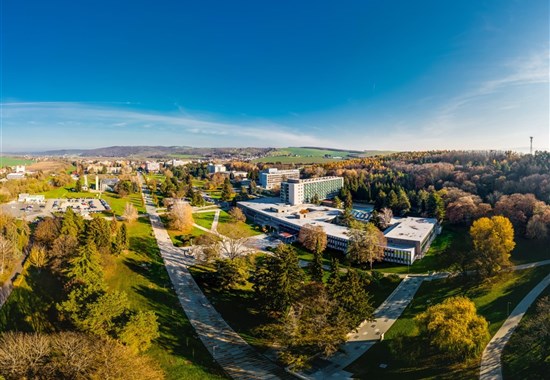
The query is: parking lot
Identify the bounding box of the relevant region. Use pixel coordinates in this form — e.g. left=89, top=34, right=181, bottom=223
left=1, top=198, right=109, bottom=220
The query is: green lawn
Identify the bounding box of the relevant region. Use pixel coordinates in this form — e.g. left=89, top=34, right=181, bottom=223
left=345, top=265, right=550, bottom=379
left=216, top=210, right=262, bottom=238
left=510, top=234, right=550, bottom=264
left=160, top=215, right=207, bottom=247
left=502, top=285, right=549, bottom=379
left=194, top=212, right=216, bottom=230
left=104, top=217, right=226, bottom=379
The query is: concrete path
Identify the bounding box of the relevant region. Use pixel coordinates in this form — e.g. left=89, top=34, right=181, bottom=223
left=304, top=275, right=427, bottom=379
left=138, top=179, right=294, bottom=379
left=479, top=272, right=550, bottom=380
left=211, top=210, right=221, bottom=232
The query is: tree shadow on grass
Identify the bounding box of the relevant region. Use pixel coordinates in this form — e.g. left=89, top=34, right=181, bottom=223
left=0, top=267, right=62, bottom=333
left=134, top=284, right=226, bottom=376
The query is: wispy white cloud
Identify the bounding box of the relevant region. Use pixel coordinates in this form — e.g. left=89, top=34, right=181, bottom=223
left=1, top=102, right=326, bottom=150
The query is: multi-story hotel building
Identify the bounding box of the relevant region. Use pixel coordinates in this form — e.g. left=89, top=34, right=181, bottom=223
left=280, top=176, right=344, bottom=205
left=259, top=168, right=300, bottom=190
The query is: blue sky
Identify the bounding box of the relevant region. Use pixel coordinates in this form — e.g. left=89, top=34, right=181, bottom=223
left=1, top=0, right=548, bottom=152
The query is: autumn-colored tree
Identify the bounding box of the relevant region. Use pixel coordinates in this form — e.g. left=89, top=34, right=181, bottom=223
left=298, top=224, right=328, bottom=254
left=470, top=215, right=516, bottom=277
left=123, top=202, right=138, bottom=223
left=0, top=235, right=16, bottom=275
left=347, top=221, right=386, bottom=269
left=28, top=245, right=47, bottom=271
left=0, top=332, right=163, bottom=380
left=415, top=296, right=489, bottom=360
left=526, top=214, right=548, bottom=239
left=228, top=207, right=246, bottom=223
left=168, top=201, right=194, bottom=233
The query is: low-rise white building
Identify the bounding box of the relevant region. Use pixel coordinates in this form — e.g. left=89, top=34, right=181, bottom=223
left=238, top=198, right=439, bottom=265
left=18, top=194, right=45, bottom=203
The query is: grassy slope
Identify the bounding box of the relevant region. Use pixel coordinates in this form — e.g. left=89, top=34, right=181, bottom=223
left=345, top=265, right=550, bottom=379
left=502, top=285, right=550, bottom=379
left=104, top=217, right=226, bottom=379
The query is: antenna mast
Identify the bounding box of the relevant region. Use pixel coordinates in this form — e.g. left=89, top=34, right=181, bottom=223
left=530, top=136, right=533, bottom=155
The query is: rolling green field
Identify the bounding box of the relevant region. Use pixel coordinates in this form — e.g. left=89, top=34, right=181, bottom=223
left=0, top=156, right=34, bottom=167
left=253, top=147, right=394, bottom=163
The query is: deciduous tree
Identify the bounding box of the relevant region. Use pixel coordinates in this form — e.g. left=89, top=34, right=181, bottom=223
left=123, top=202, right=138, bottom=223
left=168, top=201, right=194, bottom=233
left=347, top=221, right=386, bottom=269
left=470, top=215, right=515, bottom=277
left=228, top=207, right=246, bottom=223
left=415, top=296, right=489, bottom=360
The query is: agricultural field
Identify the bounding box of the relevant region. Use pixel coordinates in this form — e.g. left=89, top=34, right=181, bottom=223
left=253, top=147, right=394, bottom=164
left=0, top=156, right=34, bottom=167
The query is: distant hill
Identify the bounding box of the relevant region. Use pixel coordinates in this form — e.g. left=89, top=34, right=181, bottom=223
left=33, top=146, right=273, bottom=159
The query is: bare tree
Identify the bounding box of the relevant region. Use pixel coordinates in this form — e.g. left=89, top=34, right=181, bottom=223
left=123, top=202, right=138, bottom=223
left=378, top=208, right=393, bottom=230
left=168, top=201, right=194, bottom=233
left=218, top=228, right=250, bottom=259
left=195, top=234, right=221, bottom=263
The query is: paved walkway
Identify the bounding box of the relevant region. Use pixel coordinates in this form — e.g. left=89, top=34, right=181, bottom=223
left=479, top=272, right=550, bottom=380
left=304, top=275, right=429, bottom=379
left=211, top=210, right=221, bottom=232
left=139, top=179, right=294, bottom=379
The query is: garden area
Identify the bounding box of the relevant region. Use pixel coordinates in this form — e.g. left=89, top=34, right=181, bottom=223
left=345, top=265, right=550, bottom=379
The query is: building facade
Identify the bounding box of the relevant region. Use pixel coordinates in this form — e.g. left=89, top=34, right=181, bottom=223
left=259, top=168, right=300, bottom=190
left=207, top=163, right=227, bottom=174
left=280, top=176, right=343, bottom=205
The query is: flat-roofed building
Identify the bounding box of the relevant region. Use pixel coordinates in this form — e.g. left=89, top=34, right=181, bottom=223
left=238, top=198, right=439, bottom=265
left=383, top=217, right=440, bottom=265
left=280, top=176, right=343, bottom=205
left=259, top=168, right=300, bottom=190
left=18, top=193, right=45, bottom=203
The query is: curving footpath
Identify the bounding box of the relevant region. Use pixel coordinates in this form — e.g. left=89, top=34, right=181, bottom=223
left=140, top=182, right=294, bottom=380
left=479, top=271, right=550, bottom=380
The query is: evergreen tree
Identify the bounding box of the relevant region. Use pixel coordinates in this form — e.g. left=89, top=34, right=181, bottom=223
left=397, top=189, right=411, bottom=215
left=220, top=178, right=234, bottom=202
left=309, top=250, right=324, bottom=283
left=387, top=190, right=398, bottom=211
left=427, top=192, right=445, bottom=220
left=253, top=244, right=304, bottom=315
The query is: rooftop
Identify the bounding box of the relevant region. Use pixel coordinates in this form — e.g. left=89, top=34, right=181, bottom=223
left=238, top=198, right=351, bottom=240
left=384, top=217, right=438, bottom=243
